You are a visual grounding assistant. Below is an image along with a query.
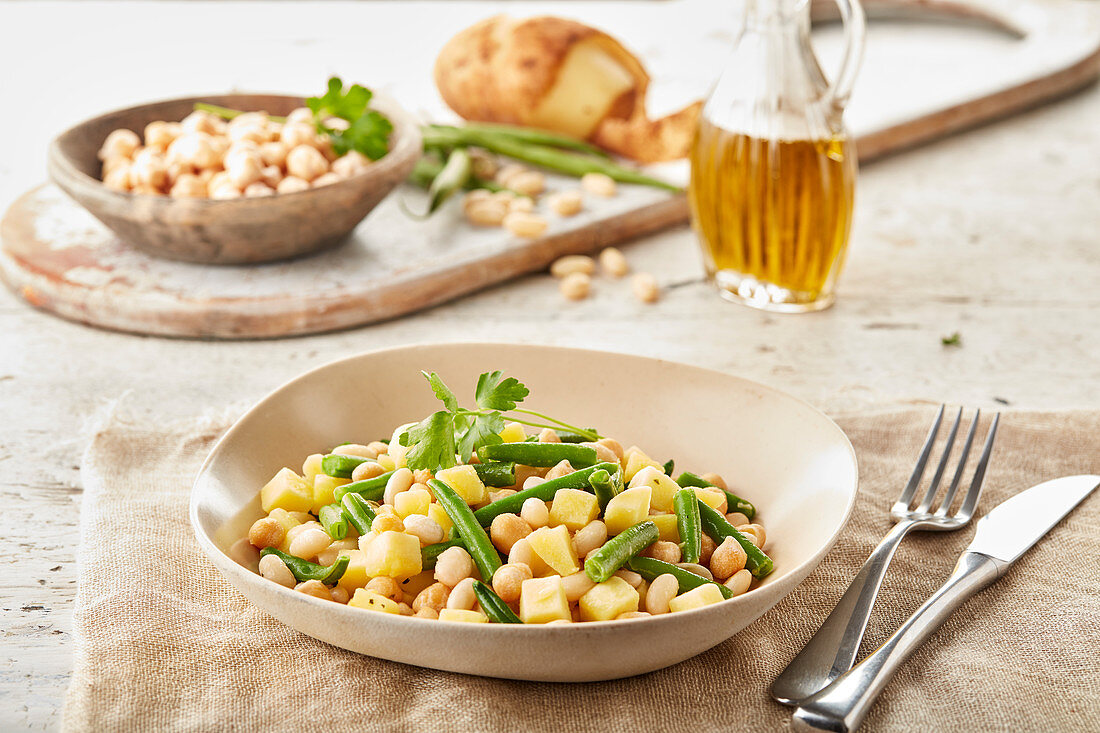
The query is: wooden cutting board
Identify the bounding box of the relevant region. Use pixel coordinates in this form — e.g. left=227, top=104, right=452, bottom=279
left=2, top=0, right=1098, bottom=339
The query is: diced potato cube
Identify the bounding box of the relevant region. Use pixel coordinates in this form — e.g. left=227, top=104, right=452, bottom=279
left=629, top=467, right=679, bottom=512
left=260, top=468, right=314, bottom=513
left=435, top=465, right=487, bottom=506
left=549, top=489, right=599, bottom=531
left=439, top=608, right=488, bottom=623
left=387, top=422, right=417, bottom=469
left=498, top=422, right=527, bottom=443
left=527, top=525, right=581, bottom=576
left=649, top=513, right=681, bottom=543
left=376, top=454, right=396, bottom=471
left=623, top=448, right=662, bottom=482
left=579, top=576, right=640, bottom=621
left=519, top=575, right=570, bottom=623
left=312, top=474, right=350, bottom=514
left=694, top=487, right=726, bottom=512
left=604, top=486, right=652, bottom=535
left=427, top=503, right=453, bottom=535
left=362, top=531, right=422, bottom=580
left=337, top=549, right=370, bottom=591
left=302, top=453, right=325, bottom=481
left=348, top=588, right=402, bottom=614
left=394, top=488, right=432, bottom=518
left=669, top=583, right=726, bottom=613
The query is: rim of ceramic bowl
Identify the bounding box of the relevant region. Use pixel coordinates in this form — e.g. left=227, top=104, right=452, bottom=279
left=190, top=341, right=859, bottom=630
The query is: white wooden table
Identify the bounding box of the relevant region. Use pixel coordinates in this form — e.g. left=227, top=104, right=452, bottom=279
left=2, top=1, right=1098, bottom=729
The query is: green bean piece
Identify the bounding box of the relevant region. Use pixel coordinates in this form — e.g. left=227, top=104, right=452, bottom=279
left=697, top=501, right=773, bottom=578
left=193, top=102, right=287, bottom=124
left=340, top=493, right=376, bottom=535
left=421, top=125, right=682, bottom=192
left=588, top=468, right=623, bottom=512
left=675, top=471, right=756, bottom=520
left=473, top=462, right=619, bottom=526
left=421, top=538, right=467, bottom=570
left=626, top=556, right=734, bottom=600
left=585, top=521, right=659, bottom=583
left=428, top=479, right=502, bottom=582
left=478, top=442, right=598, bottom=468
left=472, top=581, right=523, bottom=624
left=554, top=429, right=597, bottom=443
left=260, top=547, right=349, bottom=585
left=426, top=147, right=472, bottom=214
left=319, top=504, right=349, bottom=540
left=473, top=461, right=517, bottom=488
left=332, top=471, right=394, bottom=503
left=456, top=122, right=611, bottom=158
left=663, top=459, right=675, bottom=476
left=409, top=155, right=508, bottom=193
left=674, top=488, right=702, bottom=564
left=322, top=454, right=371, bottom=479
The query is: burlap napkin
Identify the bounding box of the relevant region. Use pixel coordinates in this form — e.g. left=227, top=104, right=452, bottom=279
left=64, top=408, right=1100, bottom=732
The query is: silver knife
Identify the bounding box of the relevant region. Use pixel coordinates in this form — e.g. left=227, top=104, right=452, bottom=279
left=790, top=474, right=1100, bottom=733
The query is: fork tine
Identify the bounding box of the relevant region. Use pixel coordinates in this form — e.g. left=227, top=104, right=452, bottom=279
left=933, top=409, right=980, bottom=516
left=957, top=412, right=1000, bottom=518
left=893, top=404, right=945, bottom=511
left=914, top=407, right=963, bottom=513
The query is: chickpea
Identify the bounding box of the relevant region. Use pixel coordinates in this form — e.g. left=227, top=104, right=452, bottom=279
left=412, top=469, right=434, bottom=485
left=581, top=441, right=619, bottom=465
left=258, top=553, right=295, bottom=588
left=144, top=121, right=179, bottom=151
left=547, top=190, right=584, bottom=217
left=446, top=577, right=477, bottom=610
left=295, top=580, right=333, bottom=600
left=332, top=151, right=371, bottom=178
left=559, top=272, right=591, bottom=301
left=632, top=272, right=660, bottom=304
left=365, top=576, right=402, bottom=601
left=403, top=514, right=444, bottom=546
left=490, top=513, right=531, bottom=555
left=330, top=586, right=350, bottom=604
left=545, top=460, right=576, bottom=482
left=225, top=152, right=264, bottom=190
left=210, top=184, right=242, bottom=200
left=103, top=164, right=132, bottom=192
left=508, top=196, right=535, bottom=214
left=463, top=189, right=492, bottom=211
left=434, top=546, right=474, bottom=587
left=227, top=123, right=268, bottom=145
left=581, top=172, right=617, bottom=197
left=538, top=428, right=561, bottom=443
left=180, top=110, right=219, bottom=135
left=507, top=171, right=546, bottom=197
left=644, top=573, right=679, bottom=614
left=550, top=255, right=596, bottom=278
left=520, top=497, right=550, bottom=528
left=98, top=129, right=140, bottom=161
left=737, top=524, right=766, bottom=548
left=244, top=182, right=275, bottom=197
left=491, top=563, right=533, bottom=603
left=129, top=149, right=168, bottom=191
left=496, top=163, right=527, bottom=187
left=414, top=607, right=439, bottom=620
left=503, top=211, right=549, bottom=239
left=465, top=199, right=508, bottom=227
left=280, top=122, right=318, bottom=150
left=561, top=571, right=596, bottom=602
left=725, top=568, right=753, bottom=597
left=259, top=141, right=288, bottom=168
left=571, top=520, right=607, bottom=558
left=351, top=461, right=386, bottom=482
left=709, top=536, right=748, bottom=580
left=247, top=517, right=285, bottom=549
left=599, top=247, right=630, bottom=277
left=488, top=489, right=517, bottom=503
left=643, top=540, right=682, bottom=564
left=522, top=476, right=546, bottom=491
left=413, top=582, right=449, bottom=613
left=277, top=176, right=310, bottom=194
left=259, top=165, right=283, bottom=189
left=167, top=132, right=219, bottom=170
left=286, top=144, right=329, bottom=182
left=700, top=533, right=717, bottom=566
left=311, top=172, right=342, bottom=188
left=370, top=514, right=404, bottom=535
left=286, top=107, right=313, bottom=124
left=288, top=527, right=331, bottom=561
left=595, top=438, right=625, bottom=463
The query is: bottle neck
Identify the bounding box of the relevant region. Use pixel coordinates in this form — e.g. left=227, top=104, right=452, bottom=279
left=743, top=0, right=810, bottom=30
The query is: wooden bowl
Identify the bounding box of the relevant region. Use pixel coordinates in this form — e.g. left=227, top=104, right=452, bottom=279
left=46, top=94, right=422, bottom=265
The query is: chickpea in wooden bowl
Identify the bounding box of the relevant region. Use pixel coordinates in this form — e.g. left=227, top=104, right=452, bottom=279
left=47, top=81, right=421, bottom=264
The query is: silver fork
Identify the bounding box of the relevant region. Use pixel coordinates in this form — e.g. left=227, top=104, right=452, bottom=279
left=771, top=406, right=1000, bottom=705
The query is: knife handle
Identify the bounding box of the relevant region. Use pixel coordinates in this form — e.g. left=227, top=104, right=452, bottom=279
left=791, top=552, right=1006, bottom=733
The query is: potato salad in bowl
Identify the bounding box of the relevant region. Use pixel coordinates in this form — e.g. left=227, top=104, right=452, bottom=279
left=244, top=369, right=773, bottom=625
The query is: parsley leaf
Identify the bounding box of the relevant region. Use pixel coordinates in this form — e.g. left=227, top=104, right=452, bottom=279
left=475, top=371, right=530, bottom=411
left=941, top=332, right=962, bottom=347
left=457, top=413, right=505, bottom=463
left=306, top=77, right=393, bottom=162
left=422, top=371, right=458, bottom=413
left=400, top=411, right=457, bottom=471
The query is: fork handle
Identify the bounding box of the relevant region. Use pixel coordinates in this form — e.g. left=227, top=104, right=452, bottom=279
left=790, top=552, right=1005, bottom=733
left=771, top=520, right=918, bottom=705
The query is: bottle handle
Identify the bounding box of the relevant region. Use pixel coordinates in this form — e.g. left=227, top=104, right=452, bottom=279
left=821, top=0, right=867, bottom=111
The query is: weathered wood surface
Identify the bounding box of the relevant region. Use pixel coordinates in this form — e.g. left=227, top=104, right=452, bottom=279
left=1, top=0, right=1099, bottom=730
left=1, top=0, right=1097, bottom=339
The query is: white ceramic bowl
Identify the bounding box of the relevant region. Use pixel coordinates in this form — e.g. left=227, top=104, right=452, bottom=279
left=190, top=343, right=858, bottom=682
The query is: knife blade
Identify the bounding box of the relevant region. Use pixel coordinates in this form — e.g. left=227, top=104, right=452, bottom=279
left=790, top=474, right=1100, bottom=733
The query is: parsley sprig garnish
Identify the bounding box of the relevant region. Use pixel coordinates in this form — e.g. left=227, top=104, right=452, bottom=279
left=399, top=371, right=601, bottom=471
left=306, top=77, right=393, bottom=161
